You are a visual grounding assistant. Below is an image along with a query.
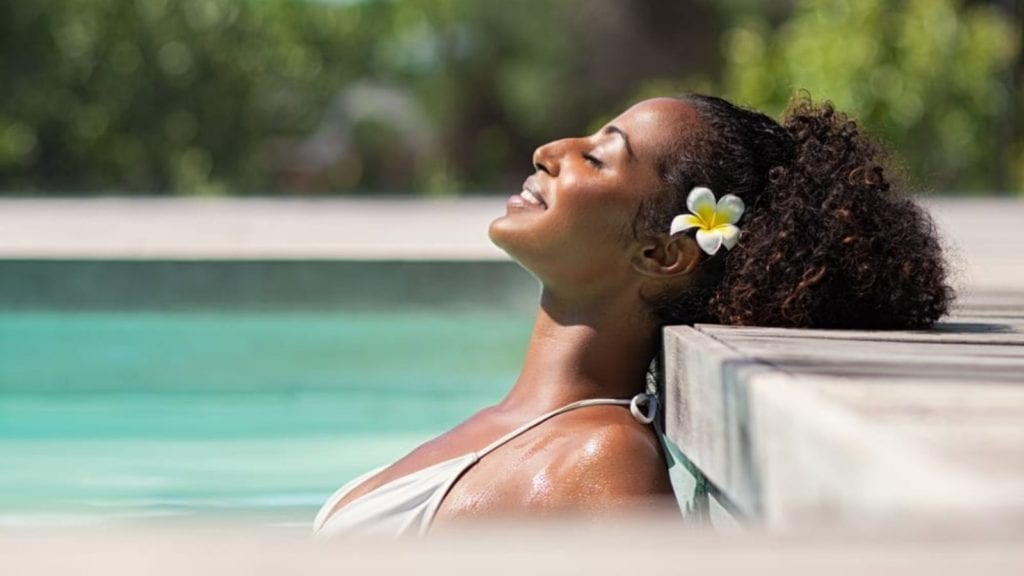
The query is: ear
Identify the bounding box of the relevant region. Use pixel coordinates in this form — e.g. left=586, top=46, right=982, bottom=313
left=631, top=234, right=701, bottom=279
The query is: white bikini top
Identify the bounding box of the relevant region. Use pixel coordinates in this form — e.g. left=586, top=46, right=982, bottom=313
left=313, top=393, right=657, bottom=538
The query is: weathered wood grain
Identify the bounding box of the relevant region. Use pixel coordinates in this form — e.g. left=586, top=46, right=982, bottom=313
left=663, top=295, right=1024, bottom=529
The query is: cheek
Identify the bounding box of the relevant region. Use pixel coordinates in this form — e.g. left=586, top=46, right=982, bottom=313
left=542, top=193, right=629, bottom=254
left=488, top=181, right=642, bottom=284
left=541, top=200, right=637, bottom=281
left=560, top=189, right=638, bottom=248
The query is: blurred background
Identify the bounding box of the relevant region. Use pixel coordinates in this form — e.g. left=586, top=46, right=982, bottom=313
left=1, top=0, right=1021, bottom=197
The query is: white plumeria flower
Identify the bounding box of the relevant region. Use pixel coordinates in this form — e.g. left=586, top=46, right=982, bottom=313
left=669, top=186, right=745, bottom=255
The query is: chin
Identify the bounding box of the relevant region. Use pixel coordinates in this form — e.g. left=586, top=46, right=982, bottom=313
left=488, top=215, right=518, bottom=258
left=489, top=214, right=544, bottom=270
left=488, top=203, right=566, bottom=282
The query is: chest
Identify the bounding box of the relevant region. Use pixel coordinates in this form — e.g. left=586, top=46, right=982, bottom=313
left=328, top=414, right=536, bottom=512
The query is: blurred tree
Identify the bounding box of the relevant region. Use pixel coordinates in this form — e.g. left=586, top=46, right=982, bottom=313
left=0, top=0, right=415, bottom=194
left=0, top=0, right=1019, bottom=195
left=718, top=0, right=1021, bottom=193
left=0, top=0, right=734, bottom=195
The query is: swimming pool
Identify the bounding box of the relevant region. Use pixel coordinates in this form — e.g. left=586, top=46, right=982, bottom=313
left=0, top=308, right=533, bottom=528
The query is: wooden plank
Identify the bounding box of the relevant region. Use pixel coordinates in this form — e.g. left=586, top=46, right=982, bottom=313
left=745, top=372, right=994, bottom=526
left=698, top=321, right=1024, bottom=346
left=662, top=326, right=767, bottom=515
left=710, top=336, right=1024, bottom=361
left=810, top=379, right=1024, bottom=491
left=665, top=310, right=1024, bottom=528
left=762, top=358, right=1024, bottom=383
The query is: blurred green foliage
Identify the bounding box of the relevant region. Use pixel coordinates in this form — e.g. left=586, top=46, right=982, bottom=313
left=0, top=0, right=1020, bottom=195
left=720, top=0, right=1022, bottom=193
left=2, top=0, right=379, bottom=194
left=0, top=0, right=577, bottom=195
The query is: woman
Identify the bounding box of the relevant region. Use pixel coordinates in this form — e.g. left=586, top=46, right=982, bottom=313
left=313, top=94, right=953, bottom=537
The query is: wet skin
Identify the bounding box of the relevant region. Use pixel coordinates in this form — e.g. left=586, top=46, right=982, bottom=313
left=325, top=98, right=705, bottom=524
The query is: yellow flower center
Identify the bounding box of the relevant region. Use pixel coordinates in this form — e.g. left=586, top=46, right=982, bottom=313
left=696, top=205, right=718, bottom=229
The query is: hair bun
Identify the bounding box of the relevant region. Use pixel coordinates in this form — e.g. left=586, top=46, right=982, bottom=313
left=710, top=96, right=953, bottom=328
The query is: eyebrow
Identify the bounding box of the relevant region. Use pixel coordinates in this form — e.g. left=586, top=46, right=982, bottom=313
left=603, top=125, right=635, bottom=159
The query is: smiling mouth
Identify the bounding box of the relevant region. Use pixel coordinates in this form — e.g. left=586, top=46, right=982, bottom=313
left=519, top=189, right=547, bottom=209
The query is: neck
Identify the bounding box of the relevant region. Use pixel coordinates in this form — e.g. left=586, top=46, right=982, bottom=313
left=499, top=287, right=658, bottom=413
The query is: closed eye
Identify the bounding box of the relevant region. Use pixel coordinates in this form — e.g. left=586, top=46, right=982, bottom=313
left=583, top=153, right=604, bottom=168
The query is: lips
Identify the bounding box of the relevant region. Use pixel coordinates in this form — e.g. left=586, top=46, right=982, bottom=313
left=519, top=189, right=546, bottom=208
left=519, top=177, right=548, bottom=209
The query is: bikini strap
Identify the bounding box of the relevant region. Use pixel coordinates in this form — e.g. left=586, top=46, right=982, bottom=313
left=476, top=393, right=656, bottom=458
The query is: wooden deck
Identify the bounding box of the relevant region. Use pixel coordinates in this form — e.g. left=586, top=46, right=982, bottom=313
left=662, top=289, right=1024, bottom=529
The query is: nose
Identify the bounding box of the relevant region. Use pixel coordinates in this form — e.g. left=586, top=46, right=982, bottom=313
left=532, top=139, right=567, bottom=177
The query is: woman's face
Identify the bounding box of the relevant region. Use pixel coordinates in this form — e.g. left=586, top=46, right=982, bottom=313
left=489, top=97, right=701, bottom=292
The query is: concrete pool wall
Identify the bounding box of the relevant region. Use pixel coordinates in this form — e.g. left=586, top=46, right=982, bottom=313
left=0, top=259, right=538, bottom=312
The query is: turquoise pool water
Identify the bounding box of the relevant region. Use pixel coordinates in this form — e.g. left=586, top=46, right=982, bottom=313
left=0, top=310, right=532, bottom=528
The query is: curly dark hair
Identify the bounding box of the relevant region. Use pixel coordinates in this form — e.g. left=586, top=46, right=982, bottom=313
left=636, top=94, right=953, bottom=329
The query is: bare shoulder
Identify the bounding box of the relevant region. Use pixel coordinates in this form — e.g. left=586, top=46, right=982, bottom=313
left=538, top=407, right=672, bottom=510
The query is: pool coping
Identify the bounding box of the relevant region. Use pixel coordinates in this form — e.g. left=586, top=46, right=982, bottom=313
left=0, top=197, right=511, bottom=261
left=1, top=196, right=1022, bottom=290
